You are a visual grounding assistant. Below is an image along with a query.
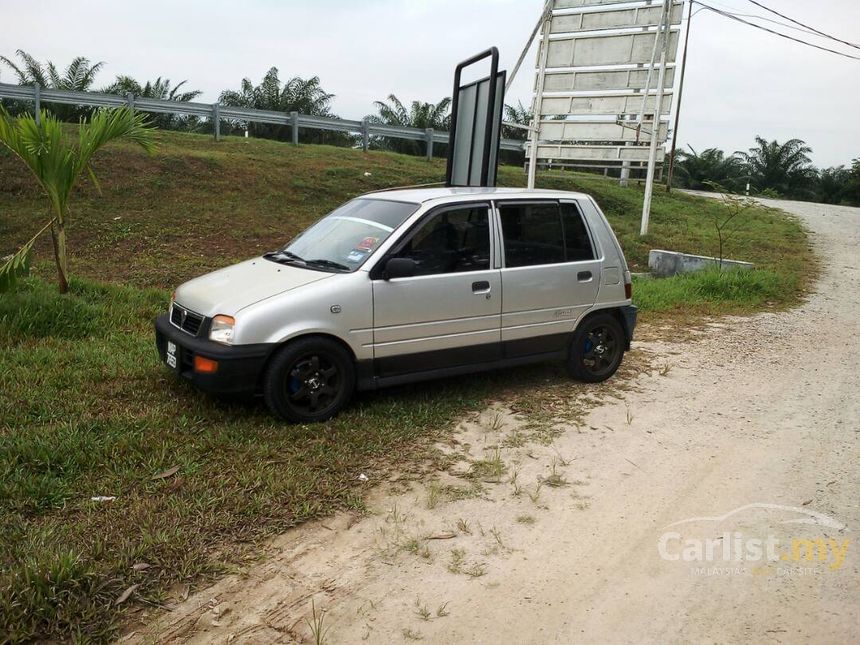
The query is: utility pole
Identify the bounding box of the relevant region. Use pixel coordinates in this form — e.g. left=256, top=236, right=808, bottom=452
left=640, top=0, right=672, bottom=236
left=527, top=8, right=552, bottom=190
left=666, top=0, right=694, bottom=193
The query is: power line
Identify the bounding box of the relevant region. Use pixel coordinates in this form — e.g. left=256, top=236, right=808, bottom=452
left=699, top=0, right=824, bottom=39
left=743, top=0, right=860, bottom=51
left=694, top=1, right=860, bottom=61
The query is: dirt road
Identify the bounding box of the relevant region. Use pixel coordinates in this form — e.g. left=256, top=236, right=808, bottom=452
left=134, top=199, right=860, bottom=644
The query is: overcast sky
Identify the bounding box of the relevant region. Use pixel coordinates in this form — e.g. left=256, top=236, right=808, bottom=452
left=2, top=0, right=858, bottom=167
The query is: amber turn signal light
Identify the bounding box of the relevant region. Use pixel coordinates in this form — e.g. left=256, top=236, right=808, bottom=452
left=193, top=355, right=219, bottom=374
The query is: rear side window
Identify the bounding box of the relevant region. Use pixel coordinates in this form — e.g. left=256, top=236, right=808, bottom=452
left=499, top=202, right=594, bottom=267
left=391, top=206, right=491, bottom=276
left=499, top=203, right=564, bottom=267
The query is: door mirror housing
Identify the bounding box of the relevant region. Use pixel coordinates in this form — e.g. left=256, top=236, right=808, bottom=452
left=384, top=257, right=416, bottom=279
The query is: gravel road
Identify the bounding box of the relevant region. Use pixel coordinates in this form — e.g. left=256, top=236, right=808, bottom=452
left=134, top=198, right=860, bottom=644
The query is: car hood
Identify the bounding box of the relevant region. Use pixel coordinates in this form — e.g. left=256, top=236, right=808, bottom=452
left=174, top=257, right=333, bottom=316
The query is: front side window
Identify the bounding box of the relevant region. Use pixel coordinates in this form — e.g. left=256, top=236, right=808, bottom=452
left=269, top=198, right=419, bottom=272
left=499, top=201, right=594, bottom=267
left=390, top=206, right=491, bottom=276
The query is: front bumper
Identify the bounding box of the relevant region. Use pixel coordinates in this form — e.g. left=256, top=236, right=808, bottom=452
left=620, top=304, right=637, bottom=349
left=154, top=314, right=273, bottom=395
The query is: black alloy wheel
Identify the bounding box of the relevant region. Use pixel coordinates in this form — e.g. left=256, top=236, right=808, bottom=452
left=567, top=313, right=625, bottom=383
left=263, top=337, right=355, bottom=422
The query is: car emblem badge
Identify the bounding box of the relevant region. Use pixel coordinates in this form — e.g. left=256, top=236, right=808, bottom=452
left=330, top=305, right=342, bottom=314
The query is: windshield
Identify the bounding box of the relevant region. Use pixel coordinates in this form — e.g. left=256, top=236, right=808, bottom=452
left=269, top=198, right=420, bottom=272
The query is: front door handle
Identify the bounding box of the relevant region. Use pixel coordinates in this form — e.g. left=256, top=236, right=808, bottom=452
left=577, top=271, right=592, bottom=282
left=472, top=280, right=491, bottom=293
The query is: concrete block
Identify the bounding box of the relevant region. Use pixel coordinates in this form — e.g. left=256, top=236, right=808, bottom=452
left=648, top=249, right=754, bottom=278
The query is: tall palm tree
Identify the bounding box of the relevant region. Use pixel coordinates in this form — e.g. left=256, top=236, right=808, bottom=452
left=673, top=146, right=746, bottom=191
left=219, top=68, right=345, bottom=144
left=815, top=166, right=850, bottom=205
left=0, top=107, right=155, bottom=293
left=367, top=94, right=451, bottom=155
left=739, top=136, right=816, bottom=198
left=103, top=76, right=202, bottom=129
left=103, top=76, right=201, bottom=102
left=0, top=50, right=105, bottom=120
left=845, top=158, right=860, bottom=206
left=499, top=101, right=532, bottom=164
left=0, top=49, right=53, bottom=87
left=502, top=101, right=532, bottom=141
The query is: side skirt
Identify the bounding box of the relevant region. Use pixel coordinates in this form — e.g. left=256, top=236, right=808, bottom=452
left=356, top=348, right=568, bottom=391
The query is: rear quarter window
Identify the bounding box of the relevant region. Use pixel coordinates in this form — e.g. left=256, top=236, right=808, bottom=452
left=498, top=201, right=595, bottom=267
left=561, top=203, right=595, bottom=261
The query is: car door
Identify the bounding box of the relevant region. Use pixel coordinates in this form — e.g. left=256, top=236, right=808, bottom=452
left=495, top=199, right=601, bottom=358
left=371, top=203, right=501, bottom=377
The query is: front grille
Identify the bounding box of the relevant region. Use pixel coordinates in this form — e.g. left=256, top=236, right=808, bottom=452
left=170, top=303, right=205, bottom=336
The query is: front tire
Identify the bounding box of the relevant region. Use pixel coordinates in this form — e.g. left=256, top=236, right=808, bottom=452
left=567, top=313, right=625, bottom=383
left=263, top=337, right=355, bottom=423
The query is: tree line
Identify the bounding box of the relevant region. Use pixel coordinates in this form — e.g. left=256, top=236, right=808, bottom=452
left=672, top=138, right=859, bottom=206
left=0, top=50, right=532, bottom=157
left=2, top=50, right=856, bottom=205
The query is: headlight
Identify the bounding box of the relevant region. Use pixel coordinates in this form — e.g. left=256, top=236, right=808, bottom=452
left=209, top=315, right=235, bottom=345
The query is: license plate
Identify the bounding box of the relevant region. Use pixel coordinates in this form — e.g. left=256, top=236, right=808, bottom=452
left=166, top=341, right=178, bottom=369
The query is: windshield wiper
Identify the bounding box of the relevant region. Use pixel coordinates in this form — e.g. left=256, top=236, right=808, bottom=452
left=305, top=258, right=350, bottom=272
left=263, top=250, right=305, bottom=264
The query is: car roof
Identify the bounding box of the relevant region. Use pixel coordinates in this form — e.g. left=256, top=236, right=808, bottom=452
left=360, top=186, right=591, bottom=205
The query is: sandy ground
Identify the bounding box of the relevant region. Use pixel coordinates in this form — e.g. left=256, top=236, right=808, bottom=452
left=130, top=198, right=860, bottom=644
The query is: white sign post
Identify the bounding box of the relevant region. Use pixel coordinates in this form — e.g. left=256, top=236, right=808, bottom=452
left=640, top=0, right=673, bottom=236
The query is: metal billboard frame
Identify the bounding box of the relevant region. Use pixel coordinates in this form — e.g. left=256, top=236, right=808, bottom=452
left=526, top=0, right=681, bottom=189
left=446, top=47, right=507, bottom=188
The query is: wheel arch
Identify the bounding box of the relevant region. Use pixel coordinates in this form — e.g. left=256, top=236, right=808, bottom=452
left=578, top=307, right=632, bottom=350
left=258, top=332, right=359, bottom=387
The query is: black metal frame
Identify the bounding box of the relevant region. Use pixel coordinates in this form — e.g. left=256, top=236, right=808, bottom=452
left=445, top=47, right=506, bottom=188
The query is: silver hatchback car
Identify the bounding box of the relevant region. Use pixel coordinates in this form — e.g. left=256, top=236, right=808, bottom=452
left=155, top=187, right=636, bottom=422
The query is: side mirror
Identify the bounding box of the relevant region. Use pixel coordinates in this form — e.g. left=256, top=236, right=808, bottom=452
left=384, top=257, right=416, bottom=279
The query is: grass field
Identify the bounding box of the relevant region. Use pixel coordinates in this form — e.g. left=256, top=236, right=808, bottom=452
left=0, top=131, right=815, bottom=641
left=1, top=129, right=812, bottom=309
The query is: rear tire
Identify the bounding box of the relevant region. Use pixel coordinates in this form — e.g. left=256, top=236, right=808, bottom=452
left=567, top=313, right=625, bottom=383
left=263, top=337, right=355, bottom=423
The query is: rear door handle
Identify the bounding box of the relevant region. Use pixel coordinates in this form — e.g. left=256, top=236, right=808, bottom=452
left=577, top=271, right=592, bottom=282
left=472, top=280, right=491, bottom=293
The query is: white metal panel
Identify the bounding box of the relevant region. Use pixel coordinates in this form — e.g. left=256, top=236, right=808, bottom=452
left=545, top=30, right=680, bottom=67
left=541, top=67, right=675, bottom=92
left=450, top=83, right=477, bottom=186
left=540, top=93, right=673, bottom=116
left=532, top=0, right=680, bottom=169
left=554, top=0, right=643, bottom=8
left=536, top=144, right=665, bottom=162
left=550, top=3, right=682, bottom=33
left=539, top=120, right=669, bottom=142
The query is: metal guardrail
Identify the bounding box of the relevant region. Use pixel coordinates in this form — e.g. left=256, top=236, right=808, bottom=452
left=0, top=82, right=525, bottom=159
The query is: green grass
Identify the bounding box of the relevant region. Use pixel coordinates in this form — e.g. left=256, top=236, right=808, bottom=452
left=0, top=131, right=816, bottom=641
left=633, top=267, right=792, bottom=314
left=1, top=130, right=813, bottom=313
left=0, top=276, right=588, bottom=641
